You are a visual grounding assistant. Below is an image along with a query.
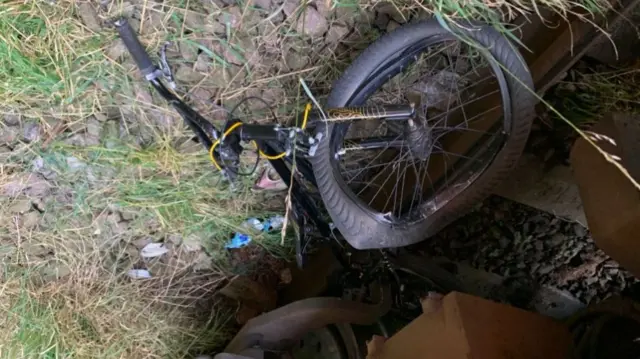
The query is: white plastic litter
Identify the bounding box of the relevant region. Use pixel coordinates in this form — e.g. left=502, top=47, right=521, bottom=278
left=140, top=242, right=169, bottom=258
left=127, top=269, right=152, bottom=279
left=242, top=218, right=264, bottom=231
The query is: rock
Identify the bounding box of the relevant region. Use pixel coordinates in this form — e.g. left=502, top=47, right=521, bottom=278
left=212, top=41, right=245, bottom=66
left=175, top=65, right=204, bottom=83
left=194, top=53, right=211, bottom=73
left=106, top=39, right=128, bottom=60
left=386, top=20, right=400, bottom=32
left=132, top=237, right=152, bottom=250
left=2, top=174, right=51, bottom=197
left=314, top=0, right=331, bottom=17
left=334, top=6, right=358, bottom=26
left=284, top=1, right=329, bottom=36
left=373, top=12, right=389, bottom=29
left=143, top=11, right=165, bottom=35
left=77, top=2, right=102, bottom=31
left=325, top=24, right=349, bottom=44
left=204, top=16, right=226, bottom=34
left=0, top=126, right=18, bottom=144
left=573, top=223, right=587, bottom=237
left=220, top=6, right=242, bottom=29
left=184, top=11, right=206, bottom=30
left=252, top=0, right=272, bottom=10
left=284, top=51, right=309, bottom=70
left=375, top=3, right=405, bottom=23
left=550, top=233, right=565, bottom=246
left=66, top=156, right=87, bottom=172
left=534, top=241, right=543, bottom=252
left=167, top=234, right=183, bottom=245
left=191, top=88, right=214, bottom=102
left=3, top=113, right=20, bottom=126
left=539, top=264, right=554, bottom=275
left=22, top=121, right=41, bottom=142
left=21, top=212, right=40, bottom=229
left=86, top=116, right=102, bottom=141
left=119, top=211, right=135, bottom=221
left=180, top=42, right=199, bottom=63
left=9, top=200, right=32, bottom=214
left=182, top=235, right=202, bottom=252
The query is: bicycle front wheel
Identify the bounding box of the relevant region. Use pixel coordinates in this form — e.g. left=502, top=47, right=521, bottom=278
left=310, top=20, right=535, bottom=249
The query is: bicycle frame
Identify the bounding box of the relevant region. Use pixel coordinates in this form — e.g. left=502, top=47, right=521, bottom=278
left=114, top=18, right=416, bottom=267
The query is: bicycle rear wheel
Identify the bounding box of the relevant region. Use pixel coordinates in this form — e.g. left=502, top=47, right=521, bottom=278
left=310, top=20, right=535, bottom=249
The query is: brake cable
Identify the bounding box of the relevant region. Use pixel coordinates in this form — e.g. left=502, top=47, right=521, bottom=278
left=207, top=103, right=313, bottom=170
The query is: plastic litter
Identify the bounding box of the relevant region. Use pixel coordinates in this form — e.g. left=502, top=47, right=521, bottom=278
left=226, top=233, right=252, bottom=249
left=140, top=242, right=169, bottom=258
left=226, top=215, right=286, bottom=249
left=127, top=269, right=152, bottom=279
left=263, top=215, right=285, bottom=231
left=242, top=218, right=264, bottom=231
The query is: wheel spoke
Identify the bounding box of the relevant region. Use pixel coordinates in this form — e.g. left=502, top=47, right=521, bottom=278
left=335, top=37, right=511, bottom=224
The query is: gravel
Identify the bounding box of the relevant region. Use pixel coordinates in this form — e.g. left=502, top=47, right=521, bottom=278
left=427, top=195, right=639, bottom=304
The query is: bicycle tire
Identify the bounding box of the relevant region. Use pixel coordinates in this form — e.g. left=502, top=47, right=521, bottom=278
left=310, top=19, right=535, bottom=249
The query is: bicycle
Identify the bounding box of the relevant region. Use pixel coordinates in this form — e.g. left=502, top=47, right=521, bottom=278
left=114, top=17, right=535, bottom=264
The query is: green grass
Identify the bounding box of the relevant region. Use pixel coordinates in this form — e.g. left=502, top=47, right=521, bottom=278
left=0, top=263, right=231, bottom=358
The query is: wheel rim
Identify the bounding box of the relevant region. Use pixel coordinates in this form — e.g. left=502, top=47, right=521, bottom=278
left=330, top=34, right=512, bottom=225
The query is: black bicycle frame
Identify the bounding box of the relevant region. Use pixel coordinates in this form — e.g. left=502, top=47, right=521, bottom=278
left=114, top=17, right=416, bottom=267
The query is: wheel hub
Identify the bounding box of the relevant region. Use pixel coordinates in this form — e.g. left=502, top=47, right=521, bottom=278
left=405, top=118, right=433, bottom=160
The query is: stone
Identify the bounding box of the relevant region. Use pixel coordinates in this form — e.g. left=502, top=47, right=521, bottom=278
left=325, top=24, right=349, bottom=44
left=182, top=235, right=203, bottom=252
left=387, top=20, right=400, bottom=32
left=86, top=116, right=102, bottom=138
left=194, top=53, right=211, bottom=73
left=285, top=51, right=309, bottom=70
left=106, top=39, right=128, bottom=60
left=191, top=88, right=214, bottom=102
left=9, top=200, right=32, bottom=214
left=220, top=6, right=242, bottom=29
left=21, top=212, right=40, bottom=229
left=77, top=2, right=102, bottom=31
left=184, top=11, right=206, bottom=30
left=132, top=237, right=152, bottom=250
left=252, top=0, right=272, bottom=10
left=204, top=16, right=226, bottom=34
left=3, top=113, right=20, bottom=126
left=0, top=126, right=18, bottom=144
left=375, top=3, right=405, bottom=23
left=212, top=41, right=245, bottom=66
left=167, top=234, right=183, bottom=245
left=175, top=65, right=205, bottom=83
left=2, top=174, right=51, bottom=198
left=284, top=1, right=329, bottom=36
left=22, top=121, right=41, bottom=143
left=180, top=42, right=199, bottom=63
left=66, top=156, right=87, bottom=172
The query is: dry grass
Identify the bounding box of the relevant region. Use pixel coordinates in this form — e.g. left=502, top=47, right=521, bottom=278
left=552, top=67, right=640, bottom=126
left=0, top=0, right=617, bottom=356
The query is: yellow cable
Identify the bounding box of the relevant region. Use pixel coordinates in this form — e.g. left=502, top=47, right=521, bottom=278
left=208, top=122, right=243, bottom=170
left=301, top=102, right=312, bottom=130
left=209, top=104, right=312, bottom=170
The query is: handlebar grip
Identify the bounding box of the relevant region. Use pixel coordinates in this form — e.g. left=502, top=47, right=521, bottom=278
left=114, top=18, right=156, bottom=78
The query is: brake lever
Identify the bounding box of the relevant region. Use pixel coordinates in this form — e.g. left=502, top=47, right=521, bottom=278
left=158, top=42, right=177, bottom=90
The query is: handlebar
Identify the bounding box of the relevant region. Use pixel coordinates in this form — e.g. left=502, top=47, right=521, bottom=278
left=114, top=18, right=157, bottom=79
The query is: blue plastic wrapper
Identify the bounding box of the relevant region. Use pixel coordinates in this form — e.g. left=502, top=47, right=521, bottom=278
left=225, top=233, right=252, bottom=249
